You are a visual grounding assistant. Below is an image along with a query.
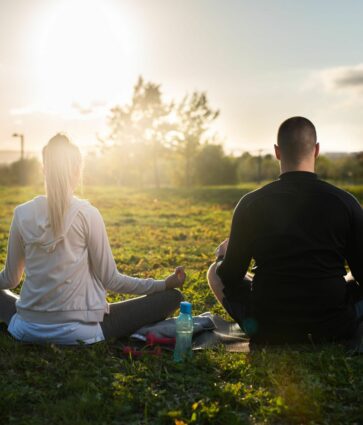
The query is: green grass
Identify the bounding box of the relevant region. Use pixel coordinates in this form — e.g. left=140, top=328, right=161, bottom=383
left=1, top=185, right=363, bottom=425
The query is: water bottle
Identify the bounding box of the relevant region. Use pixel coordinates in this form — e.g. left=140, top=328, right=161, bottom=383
left=173, top=301, right=193, bottom=362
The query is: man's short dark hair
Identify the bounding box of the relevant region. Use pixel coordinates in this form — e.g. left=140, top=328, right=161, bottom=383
left=277, top=117, right=317, bottom=165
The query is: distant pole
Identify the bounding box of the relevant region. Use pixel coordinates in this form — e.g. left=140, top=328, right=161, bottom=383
left=12, top=133, right=25, bottom=185
left=257, top=149, right=263, bottom=184
left=12, top=133, right=24, bottom=161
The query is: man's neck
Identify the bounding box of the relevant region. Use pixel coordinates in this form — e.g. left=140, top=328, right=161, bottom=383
left=280, top=162, right=315, bottom=174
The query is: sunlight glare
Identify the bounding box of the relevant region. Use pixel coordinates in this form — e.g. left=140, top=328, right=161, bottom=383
left=33, top=0, right=137, bottom=115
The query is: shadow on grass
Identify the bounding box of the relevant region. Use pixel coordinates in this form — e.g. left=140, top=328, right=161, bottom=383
left=2, top=320, right=363, bottom=425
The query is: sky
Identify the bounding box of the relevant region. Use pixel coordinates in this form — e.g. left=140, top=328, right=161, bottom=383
left=0, top=0, right=363, bottom=158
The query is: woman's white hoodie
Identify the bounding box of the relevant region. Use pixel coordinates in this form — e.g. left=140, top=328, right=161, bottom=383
left=0, top=196, right=165, bottom=323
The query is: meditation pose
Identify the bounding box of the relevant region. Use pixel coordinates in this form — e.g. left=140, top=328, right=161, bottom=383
left=0, top=134, right=184, bottom=344
left=208, top=117, right=363, bottom=344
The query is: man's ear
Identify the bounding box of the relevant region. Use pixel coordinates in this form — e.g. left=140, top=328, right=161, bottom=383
left=314, top=143, right=320, bottom=158
left=274, top=144, right=281, bottom=160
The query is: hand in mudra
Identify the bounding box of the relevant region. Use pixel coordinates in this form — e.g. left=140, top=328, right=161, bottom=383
left=215, top=238, right=229, bottom=258
left=165, top=266, right=186, bottom=290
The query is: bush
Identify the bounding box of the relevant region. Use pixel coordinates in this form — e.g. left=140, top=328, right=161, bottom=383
left=0, top=158, right=42, bottom=185
left=195, top=144, right=237, bottom=186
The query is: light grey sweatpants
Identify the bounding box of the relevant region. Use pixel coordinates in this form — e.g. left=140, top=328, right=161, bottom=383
left=0, top=289, right=183, bottom=341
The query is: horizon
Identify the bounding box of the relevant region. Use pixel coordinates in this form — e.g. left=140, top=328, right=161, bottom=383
left=1, top=0, right=363, bottom=155
left=0, top=147, right=360, bottom=166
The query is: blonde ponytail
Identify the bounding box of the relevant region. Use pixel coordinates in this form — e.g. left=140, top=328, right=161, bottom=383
left=42, top=134, right=82, bottom=237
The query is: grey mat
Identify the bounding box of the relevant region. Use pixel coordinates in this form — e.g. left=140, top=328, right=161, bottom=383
left=132, top=314, right=363, bottom=354
left=131, top=313, right=250, bottom=352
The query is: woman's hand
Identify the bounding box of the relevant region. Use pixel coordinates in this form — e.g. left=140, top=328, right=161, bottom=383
left=165, top=266, right=186, bottom=290
left=215, top=238, right=229, bottom=259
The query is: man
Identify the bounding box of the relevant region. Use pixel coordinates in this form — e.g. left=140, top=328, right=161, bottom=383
left=208, top=116, right=363, bottom=344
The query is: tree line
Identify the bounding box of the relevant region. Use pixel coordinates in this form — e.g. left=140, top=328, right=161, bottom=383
left=1, top=77, right=362, bottom=186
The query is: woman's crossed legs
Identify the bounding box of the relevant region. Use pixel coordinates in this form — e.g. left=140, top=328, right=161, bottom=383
left=0, top=289, right=183, bottom=341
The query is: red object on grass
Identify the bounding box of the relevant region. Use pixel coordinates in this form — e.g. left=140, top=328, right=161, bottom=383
left=146, top=332, right=176, bottom=347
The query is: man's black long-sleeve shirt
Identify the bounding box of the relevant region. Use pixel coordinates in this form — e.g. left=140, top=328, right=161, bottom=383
left=217, top=171, right=363, bottom=343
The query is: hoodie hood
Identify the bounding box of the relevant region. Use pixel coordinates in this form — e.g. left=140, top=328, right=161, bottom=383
left=15, top=195, right=90, bottom=253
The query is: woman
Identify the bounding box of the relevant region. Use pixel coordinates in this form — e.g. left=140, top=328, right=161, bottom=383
left=0, top=134, right=185, bottom=344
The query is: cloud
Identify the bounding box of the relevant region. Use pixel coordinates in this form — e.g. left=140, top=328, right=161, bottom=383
left=302, top=63, right=363, bottom=110
left=71, top=102, right=94, bottom=116
left=71, top=100, right=108, bottom=116
left=318, top=64, right=363, bottom=92
left=10, top=105, right=40, bottom=116
left=10, top=100, right=110, bottom=120
left=336, top=72, right=363, bottom=88
left=10, top=104, right=69, bottom=117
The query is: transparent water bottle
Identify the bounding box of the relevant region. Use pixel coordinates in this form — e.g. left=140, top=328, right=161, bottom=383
left=173, top=301, right=193, bottom=362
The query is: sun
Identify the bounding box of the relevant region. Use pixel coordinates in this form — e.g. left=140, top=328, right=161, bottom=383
left=32, top=0, right=138, bottom=114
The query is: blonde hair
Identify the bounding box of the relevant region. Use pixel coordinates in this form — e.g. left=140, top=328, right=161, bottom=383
left=42, top=134, right=82, bottom=237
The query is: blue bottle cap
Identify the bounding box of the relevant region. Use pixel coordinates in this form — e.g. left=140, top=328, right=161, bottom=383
left=180, top=301, right=192, bottom=314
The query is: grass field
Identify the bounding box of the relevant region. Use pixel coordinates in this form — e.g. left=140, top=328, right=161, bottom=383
left=0, top=185, right=363, bottom=425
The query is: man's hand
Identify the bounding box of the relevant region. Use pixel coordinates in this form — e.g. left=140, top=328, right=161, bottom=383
left=165, top=266, right=186, bottom=290
left=215, top=238, right=229, bottom=259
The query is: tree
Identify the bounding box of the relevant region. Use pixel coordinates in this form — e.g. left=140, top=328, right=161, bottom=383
left=316, top=155, right=335, bottom=180
left=236, top=152, right=257, bottom=182
left=260, top=154, right=279, bottom=181
left=173, top=92, right=219, bottom=186
left=131, top=77, right=173, bottom=187
left=105, top=76, right=172, bottom=187
left=237, top=152, right=279, bottom=183
left=106, top=96, right=139, bottom=185
left=349, top=152, right=363, bottom=183
left=195, top=144, right=237, bottom=185
left=0, top=158, right=42, bottom=185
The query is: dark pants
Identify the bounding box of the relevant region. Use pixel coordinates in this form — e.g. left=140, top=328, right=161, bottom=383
left=222, top=275, right=255, bottom=335
left=345, top=278, right=363, bottom=322
left=0, top=289, right=183, bottom=341
left=100, top=289, right=183, bottom=339
left=222, top=276, right=363, bottom=338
